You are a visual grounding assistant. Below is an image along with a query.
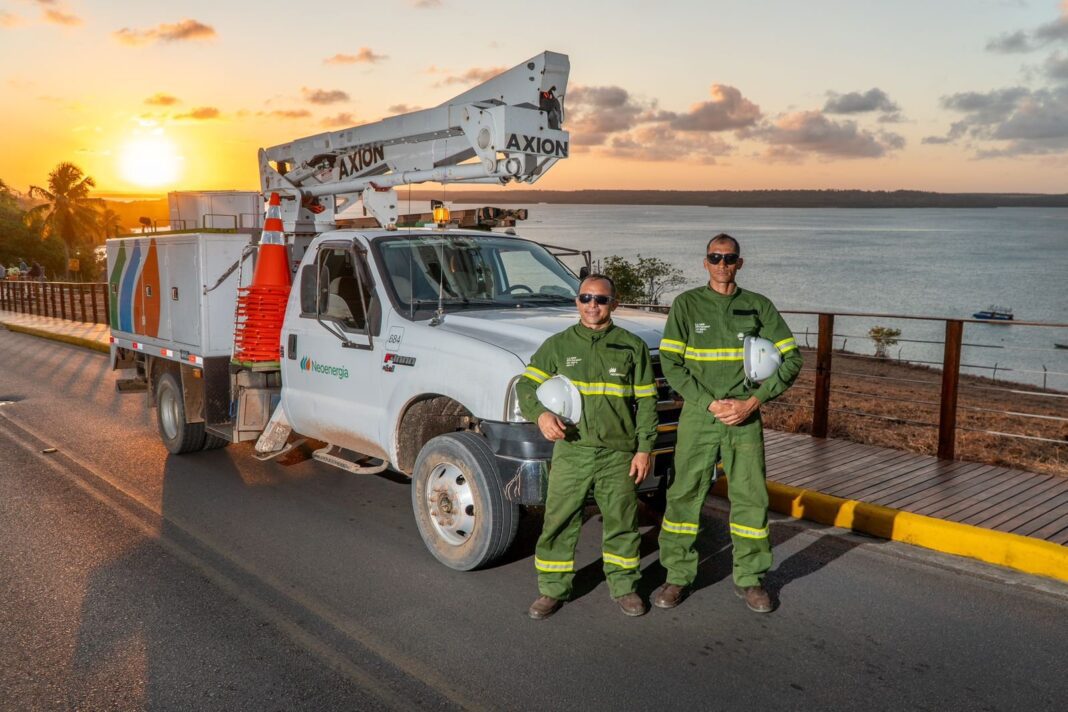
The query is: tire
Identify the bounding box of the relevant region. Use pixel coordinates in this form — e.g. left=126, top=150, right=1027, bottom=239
left=411, top=432, right=519, bottom=571
left=156, top=372, right=206, bottom=454
left=202, top=433, right=229, bottom=451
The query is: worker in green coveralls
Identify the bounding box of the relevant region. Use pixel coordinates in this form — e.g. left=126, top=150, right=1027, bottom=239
left=516, top=274, right=659, bottom=620
left=654, top=233, right=802, bottom=613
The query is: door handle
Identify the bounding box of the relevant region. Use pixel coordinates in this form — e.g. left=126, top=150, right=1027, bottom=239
left=287, top=333, right=297, bottom=359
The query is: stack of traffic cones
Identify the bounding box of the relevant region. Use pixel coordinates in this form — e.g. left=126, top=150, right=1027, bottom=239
left=232, top=192, right=291, bottom=365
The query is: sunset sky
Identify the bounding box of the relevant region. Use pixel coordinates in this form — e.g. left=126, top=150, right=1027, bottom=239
left=2, top=0, right=1067, bottom=196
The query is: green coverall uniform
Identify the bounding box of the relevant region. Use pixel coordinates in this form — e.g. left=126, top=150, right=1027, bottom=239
left=658, top=286, right=803, bottom=588
left=517, top=322, right=659, bottom=600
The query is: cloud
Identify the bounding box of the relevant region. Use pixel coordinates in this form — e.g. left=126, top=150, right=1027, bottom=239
left=324, top=48, right=387, bottom=64
left=1045, top=50, right=1068, bottom=80
left=823, top=88, right=900, bottom=114
left=565, top=85, right=653, bottom=145
left=175, top=106, right=219, bottom=120
left=664, top=84, right=762, bottom=131
left=43, top=8, right=81, bottom=26
left=114, top=19, right=215, bottom=46
left=0, top=11, right=22, bottom=27
left=928, top=85, right=1068, bottom=155
left=145, top=93, right=179, bottom=106
left=754, top=110, right=904, bottom=158
left=986, top=30, right=1034, bottom=53
left=412, top=0, right=442, bottom=7
left=320, top=112, right=357, bottom=127
left=302, top=87, right=349, bottom=104
left=262, top=109, right=312, bottom=119
left=435, top=66, right=505, bottom=86
left=387, top=103, right=421, bottom=114
left=605, top=124, right=732, bottom=164
left=985, top=5, right=1068, bottom=53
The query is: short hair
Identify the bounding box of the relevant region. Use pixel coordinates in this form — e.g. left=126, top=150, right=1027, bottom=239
left=580, top=272, right=615, bottom=297
left=706, top=233, right=740, bottom=254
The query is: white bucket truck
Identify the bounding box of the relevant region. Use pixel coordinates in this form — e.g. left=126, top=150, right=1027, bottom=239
left=107, top=52, right=680, bottom=570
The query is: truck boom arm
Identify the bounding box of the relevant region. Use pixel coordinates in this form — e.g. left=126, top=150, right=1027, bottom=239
left=259, top=51, right=569, bottom=231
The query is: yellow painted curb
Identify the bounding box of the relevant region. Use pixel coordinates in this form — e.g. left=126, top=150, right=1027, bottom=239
left=712, top=478, right=1068, bottom=584
left=1, top=322, right=110, bottom=354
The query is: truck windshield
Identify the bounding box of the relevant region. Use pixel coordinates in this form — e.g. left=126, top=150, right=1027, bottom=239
left=374, top=233, right=580, bottom=316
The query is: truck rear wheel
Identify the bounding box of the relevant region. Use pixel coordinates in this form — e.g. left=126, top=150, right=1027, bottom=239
left=411, top=432, right=518, bottom=571
left=156, top=372, right=206, bottom=454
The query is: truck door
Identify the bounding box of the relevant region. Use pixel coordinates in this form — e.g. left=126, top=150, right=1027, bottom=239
left=281, top=239, right=387, bottom=459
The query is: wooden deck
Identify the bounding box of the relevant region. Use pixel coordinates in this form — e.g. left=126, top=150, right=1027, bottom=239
left=763, top=430, right=1068, bottom=546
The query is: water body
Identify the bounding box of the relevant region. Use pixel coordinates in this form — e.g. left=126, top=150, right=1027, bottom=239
left=476, top=204, right=1068, bottom=389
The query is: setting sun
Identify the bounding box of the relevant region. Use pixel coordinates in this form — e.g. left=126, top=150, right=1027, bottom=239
left=119, top=134, right=181, bottom=188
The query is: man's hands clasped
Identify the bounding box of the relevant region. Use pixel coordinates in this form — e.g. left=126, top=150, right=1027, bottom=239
left=709, top=396, right=760, bottom=426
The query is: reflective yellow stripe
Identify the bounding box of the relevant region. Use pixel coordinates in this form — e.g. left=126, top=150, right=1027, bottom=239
left=603, top=552, right=640, bottom=569
left=662, top=518, right=699, bottom=535
left=730, top=522, right=769, bottom=539
left=774, top=337, right=797, bottom=354
left=523, top=366, right=550, bottom=383
left=633, top=383, right=657, bottom=398
left=571, top=380, right=633, bottom=397
left=659, top=338, right=686, bottom=354
left=684, top=346, right=744, bottom=362
left=534, top=557, right=575, bottom=573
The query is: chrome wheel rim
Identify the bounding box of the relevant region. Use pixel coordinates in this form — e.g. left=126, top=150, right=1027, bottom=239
left=425, top=462, right=476, bottom=546
left=159, top=385, right=180, bottom=441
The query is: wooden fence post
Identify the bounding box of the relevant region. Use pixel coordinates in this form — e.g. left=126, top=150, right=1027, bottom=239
left=78, top=283, right=87, bottom=321
left=937, top=319, right=963, bottom=460
left=59, top=283, right=67, bottom=320
left=812, top=313, right=834, bottom=438
left=90, top=283, right=99, bottom=323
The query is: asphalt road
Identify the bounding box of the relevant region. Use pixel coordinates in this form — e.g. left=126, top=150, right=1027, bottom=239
left=2, top=328, right=1067, bottom=711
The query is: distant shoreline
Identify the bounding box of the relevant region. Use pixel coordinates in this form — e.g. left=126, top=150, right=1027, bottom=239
left=96, top=188, right=1068, bottom=211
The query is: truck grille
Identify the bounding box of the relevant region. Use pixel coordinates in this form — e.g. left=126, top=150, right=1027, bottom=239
left=651, top=353, right=682, bottom=439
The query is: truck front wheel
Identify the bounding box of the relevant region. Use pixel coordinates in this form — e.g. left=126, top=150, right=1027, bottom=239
left=411, top=432, right=519, bottom=571
left=156, top=372, right=207, bottom=454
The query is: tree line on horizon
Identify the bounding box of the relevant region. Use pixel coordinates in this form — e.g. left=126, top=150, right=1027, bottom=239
left=0, top=163, right=124, bottom=281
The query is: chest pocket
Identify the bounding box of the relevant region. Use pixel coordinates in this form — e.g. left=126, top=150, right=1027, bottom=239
left=602, top=345, right=634, bottom=385
left=731, top=308, right=761, bottom=339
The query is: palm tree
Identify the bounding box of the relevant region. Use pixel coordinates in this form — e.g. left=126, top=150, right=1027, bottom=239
left=25, top=162, right=102, bottom=279
left=98, top=206, right=124, bottom=239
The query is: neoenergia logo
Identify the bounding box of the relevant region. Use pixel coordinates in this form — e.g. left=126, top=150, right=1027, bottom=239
left=299, top=355, right=349, bottom=380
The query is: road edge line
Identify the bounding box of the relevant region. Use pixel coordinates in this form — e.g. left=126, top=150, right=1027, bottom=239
left=712, top=479, right=1068, bottom=584
left=1, top=321, right=109, bottom=353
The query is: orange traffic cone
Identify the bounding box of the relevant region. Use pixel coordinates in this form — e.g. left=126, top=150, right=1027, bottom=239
left=232, top=192, right=292, bottom=365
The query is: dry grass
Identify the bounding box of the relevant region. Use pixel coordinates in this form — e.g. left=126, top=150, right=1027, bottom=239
left=760, top=348, right=1068, bottom=477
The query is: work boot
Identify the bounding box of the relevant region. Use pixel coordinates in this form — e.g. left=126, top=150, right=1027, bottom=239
left=528, top=595, right=562, bottom=620
left=652, top=583, right=689, bottom=609
left=735, top=584, right=774, bottom=613
left=614, top=592, right=647, bottom=617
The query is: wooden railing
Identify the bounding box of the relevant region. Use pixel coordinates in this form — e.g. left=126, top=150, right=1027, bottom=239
left=626, top=303, right=1068, bottom=462
left=0, top=280, right=109, bottom=325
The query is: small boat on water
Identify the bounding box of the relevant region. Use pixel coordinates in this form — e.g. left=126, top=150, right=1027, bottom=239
left=973, top=305, right=1014, bottom=321
left=1055, top=343, right=1068, bottom=350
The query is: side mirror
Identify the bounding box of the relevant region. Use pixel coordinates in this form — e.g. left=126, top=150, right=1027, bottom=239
left=579, top=266, right=590, bottom=279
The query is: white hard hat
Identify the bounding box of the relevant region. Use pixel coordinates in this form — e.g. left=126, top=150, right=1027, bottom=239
left=536, top=375, right=583, bottom=424
left=743, top=335, right=782, bottom=383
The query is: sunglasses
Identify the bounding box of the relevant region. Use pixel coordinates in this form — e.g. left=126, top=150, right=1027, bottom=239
left=578, top=293, right=613, bottom=305
left=706, top=252, right=740, bottom=265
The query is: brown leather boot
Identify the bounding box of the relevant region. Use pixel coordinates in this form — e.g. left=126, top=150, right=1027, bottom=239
left=528, top=595, right=562, bottom=620
left=735, top=584, right=773, bottom=613
left=652, top=583, right=689, bottom=609
left=614, top=592, right=647, bottom=617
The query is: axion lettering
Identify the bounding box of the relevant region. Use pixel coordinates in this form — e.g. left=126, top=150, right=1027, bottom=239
left=505, top=133, right=569, bottom=158
left=337, top=144, right=386, bottom=179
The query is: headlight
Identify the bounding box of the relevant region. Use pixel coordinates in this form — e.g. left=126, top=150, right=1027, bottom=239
left=503, top=376, right=529, bottom=423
